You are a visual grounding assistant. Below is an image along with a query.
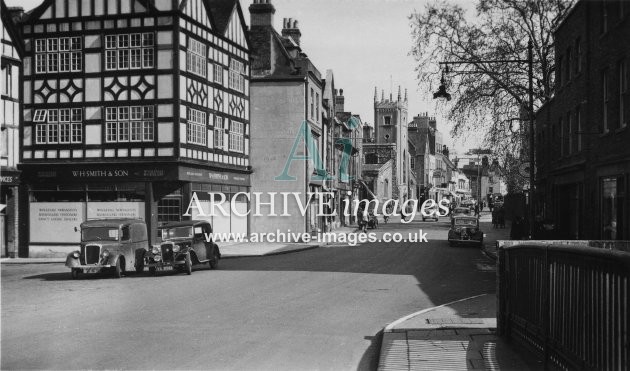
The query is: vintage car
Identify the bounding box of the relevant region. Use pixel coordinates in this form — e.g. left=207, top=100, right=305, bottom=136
left=145, top=220, right=220, bottom=275
left=65, top=219, right=149, bottom=279
left=421, top=204, right=440, bottom=222
left=451, top=206, right=473, bottom=221
left=448, top=216, right=484, bottom=247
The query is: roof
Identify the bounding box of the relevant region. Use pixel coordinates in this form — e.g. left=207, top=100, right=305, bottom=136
left=158, top=220, right=211, bottom=228
left=1, top=0, right=25, bottom=57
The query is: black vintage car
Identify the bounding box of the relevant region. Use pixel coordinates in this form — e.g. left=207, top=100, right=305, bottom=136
left=447, top=216, right=484, bottom=247
left=145, top=220, right=221, bottom=275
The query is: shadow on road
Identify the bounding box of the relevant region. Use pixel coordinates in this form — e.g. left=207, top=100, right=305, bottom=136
left=22, top=264, right=214, bottom=281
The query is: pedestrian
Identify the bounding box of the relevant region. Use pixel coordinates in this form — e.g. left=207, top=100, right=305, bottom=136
left=474, top=203, right=480, bottom=216
left=492, top=208, right=498, bottom=229
left=510, top=216, right=524, bottom=240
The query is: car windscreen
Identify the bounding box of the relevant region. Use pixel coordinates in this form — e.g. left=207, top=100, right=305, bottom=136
left=454, top=219, right=477, bottom=227
left=454, top=208, right=470, bottom=214
left=161, top=226, right=193, bottom=240
left=82, top=227, right=119, bottom=241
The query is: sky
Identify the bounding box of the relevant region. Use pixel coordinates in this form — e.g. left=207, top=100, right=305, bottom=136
left=6, top=0, right=482, bottom=154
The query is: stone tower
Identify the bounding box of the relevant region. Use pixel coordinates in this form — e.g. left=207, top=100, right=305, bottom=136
left=373, top=85, right=409, bottom=201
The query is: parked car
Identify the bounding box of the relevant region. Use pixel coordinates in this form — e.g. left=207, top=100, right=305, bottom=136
left=448, top=216, right=484, bottom=247
left=145, top=220, right=220, bottom=275
left=65, top=219, right=149, bottom=279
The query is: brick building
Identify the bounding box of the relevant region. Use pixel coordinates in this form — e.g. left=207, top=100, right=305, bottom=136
left=535, top=0, right=629, bottom=240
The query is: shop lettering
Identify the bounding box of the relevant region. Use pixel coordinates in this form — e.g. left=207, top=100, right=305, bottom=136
left=71, top=170, right=129, bottom=177
left=208, top=173, right=229, bottom=181
left=144, top=170, right=165, bottom=177
left=0, top=176, right=14, bottom=183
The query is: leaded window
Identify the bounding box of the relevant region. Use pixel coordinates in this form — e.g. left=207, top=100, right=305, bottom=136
left=187, top=38, right=207, bottom=78
left=228, top=59, right=245, bottom=92
left=35, top=37, right=82, bottom=73
left=34, top=108, right=82, bottom=144
left=229, top=121, right=244, bottom=152
left=104, top=33, right=154, bottom=71
left=187, top=108, right=207, bottom=146
left=105, top=105, right=154, bottom=143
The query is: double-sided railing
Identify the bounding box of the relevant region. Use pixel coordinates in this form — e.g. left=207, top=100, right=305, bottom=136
left=497, top=242, right=630, bottom=370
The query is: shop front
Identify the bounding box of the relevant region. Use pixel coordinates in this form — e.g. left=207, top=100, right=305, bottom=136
left=19, top=163, right=250, bottom=258
left=1, top=170, right=21, bottom=258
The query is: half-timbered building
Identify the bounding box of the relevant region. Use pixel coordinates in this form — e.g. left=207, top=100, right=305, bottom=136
left=1, top=2, right=24, bottom=257
left=18, top=0, right=250, bottom=257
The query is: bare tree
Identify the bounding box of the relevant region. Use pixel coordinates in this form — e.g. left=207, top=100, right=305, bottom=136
left=410, top=0, right=574, bottom=192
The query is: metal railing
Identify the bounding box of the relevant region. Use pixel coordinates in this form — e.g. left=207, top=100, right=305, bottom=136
left=498, top=243, right=630, bottom=370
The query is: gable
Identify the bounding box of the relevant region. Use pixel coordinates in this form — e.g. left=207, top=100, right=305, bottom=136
left=180, top=0, right=213, bottom=30
left=224, top=6, right=247, bottom=49
left=34, top=0, right=152, bottom=20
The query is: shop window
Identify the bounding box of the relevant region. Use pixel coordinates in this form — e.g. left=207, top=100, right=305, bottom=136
left=158, top=198, right=181, bottom=223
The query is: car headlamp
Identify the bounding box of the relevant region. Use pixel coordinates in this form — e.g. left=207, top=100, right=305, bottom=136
left=152, top=246, right=160, bottom=255
left=101, top=249, right=110, bottom=258
left=172, top=245, right=181, bottom=253
left=72, top=252, right=80, bottom=258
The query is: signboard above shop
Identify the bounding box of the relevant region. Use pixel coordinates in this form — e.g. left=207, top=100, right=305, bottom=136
left=178, top=166, right=250, bottom=186
left=21, top=163, right=251, bottom=187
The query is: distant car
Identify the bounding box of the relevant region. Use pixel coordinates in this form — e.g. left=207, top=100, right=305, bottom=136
left=448, top=216, right=484, bottom=247
left=422, top=204, right=440, bottom=222
left=65, top=219, right=149, bottom=279
left=145, top=220, right=220, bottom=275
left=451, top=206, right=472, bottom=218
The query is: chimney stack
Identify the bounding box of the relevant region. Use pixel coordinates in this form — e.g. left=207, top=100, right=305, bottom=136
left=7, top=7, right=24, bottom=22
left=335, top=88, right=345, bottom=113
left=249, top=0, right=275, bottom=27
left=281, top=18, right=301, bottom=46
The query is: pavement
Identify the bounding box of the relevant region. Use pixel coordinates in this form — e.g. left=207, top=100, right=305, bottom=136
left=377, top=212, right=541, bottom=371
left=378, top=293, right=542, bottom=371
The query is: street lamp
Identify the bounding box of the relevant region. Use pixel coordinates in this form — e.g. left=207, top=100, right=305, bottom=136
left=433, top=40, right=536, bottom=238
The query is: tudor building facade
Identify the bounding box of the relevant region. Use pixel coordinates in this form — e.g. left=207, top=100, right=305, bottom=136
left=1, top=2, right=24, bottom=258
left=18, top=0, right=251, bottom=257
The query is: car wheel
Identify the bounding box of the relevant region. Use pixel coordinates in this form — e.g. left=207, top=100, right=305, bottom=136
left=209, top=249, right=220, bottom=270
left=71, top=268, right=80, bottom=279
left=149, top=266, right=156, bottom=275
left=185, top=253, right=192, bottom=275
left=114, top=258, right=124, bottom=278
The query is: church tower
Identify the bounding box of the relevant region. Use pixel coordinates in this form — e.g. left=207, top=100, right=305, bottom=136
left=372, top=85, right=409, bottom=201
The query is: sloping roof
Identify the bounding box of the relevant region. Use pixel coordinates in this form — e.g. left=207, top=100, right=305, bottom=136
left=1, top=0, right=25, bottom=57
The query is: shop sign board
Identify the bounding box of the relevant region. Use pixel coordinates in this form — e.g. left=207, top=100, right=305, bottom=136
left=178, top=166, right=250, bottom=186
left=0, top=170, right=21, bottom=185
left=87, top=202, right=145, bottom=219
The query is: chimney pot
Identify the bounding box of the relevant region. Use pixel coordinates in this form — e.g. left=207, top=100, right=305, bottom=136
left=249, top=0, right=276, bottom=27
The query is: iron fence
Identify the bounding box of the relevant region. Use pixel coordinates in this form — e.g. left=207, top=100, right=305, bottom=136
left=498, top=243, right=630, bottom=370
